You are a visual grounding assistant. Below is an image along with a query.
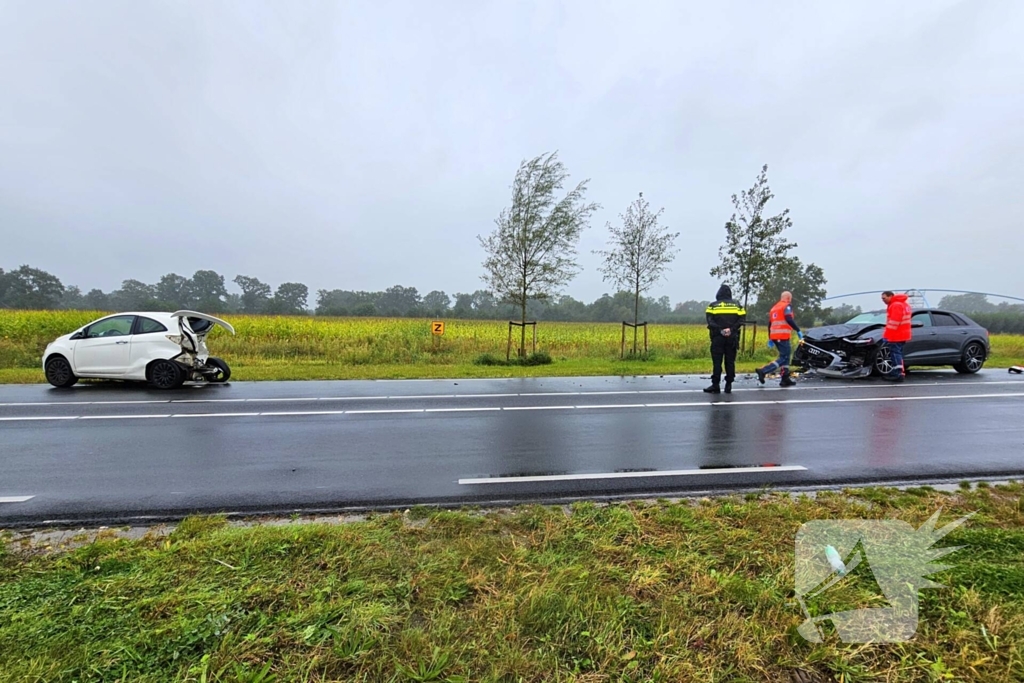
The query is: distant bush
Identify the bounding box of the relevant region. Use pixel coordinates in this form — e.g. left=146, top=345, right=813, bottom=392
left=473, top=351, right=553, bottom=367
left=963, top=313, right=1024, bottom=335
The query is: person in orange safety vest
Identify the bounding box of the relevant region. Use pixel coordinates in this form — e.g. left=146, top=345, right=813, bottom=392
left=755, top=291, right=802, bottom=387
left=881, top=291, right=912, bottom=381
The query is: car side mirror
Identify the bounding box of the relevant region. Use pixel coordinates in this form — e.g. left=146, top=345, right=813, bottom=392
left=911, top=322, right=924, bottom=328
left=70, top=331, right=85, bottom=340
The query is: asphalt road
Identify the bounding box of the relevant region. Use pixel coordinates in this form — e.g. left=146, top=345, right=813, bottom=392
left=2, top=369, right=1023, bottom=525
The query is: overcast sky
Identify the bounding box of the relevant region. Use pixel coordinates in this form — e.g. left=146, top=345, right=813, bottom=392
left=2, top=0, right=1022, bottom=310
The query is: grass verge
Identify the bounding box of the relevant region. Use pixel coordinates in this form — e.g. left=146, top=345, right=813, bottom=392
left=2, top=484, right=1023, bottom=682
left=4, top=310, right=1022, bottom=383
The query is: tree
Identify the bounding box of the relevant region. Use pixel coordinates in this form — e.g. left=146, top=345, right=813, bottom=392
left=155, top=273, right=189, bottom=309
left=109, top=279, right=158, bottom=310
left=234, top=275, right=272, bottom=314
left=83, top=288, right=110, bottom=311
left=750, top=257, right=827, bottom=327
left=60, top=286, right=88, bottom=310
left=710, top=164, right=797, bottom=311
left=423, top=290, right=451, bottom=317
left=0, top=265, right=66, bottom=309
left=379, top=285, right=422, bottom=317
left=479, top=152, right=599, bottom=356
left=937, top=293, right=997, bottom=313
left=595, top=192, right=679, bottom=354
left=269, top=283, right=308, bottom=315
left=185, top=270, right=228, bottom=312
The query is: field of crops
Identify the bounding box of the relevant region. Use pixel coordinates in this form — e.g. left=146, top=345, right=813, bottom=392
left=2, top=309, right=1022, bottom=382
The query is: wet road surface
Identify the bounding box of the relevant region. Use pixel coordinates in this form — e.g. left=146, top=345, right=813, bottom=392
left=2, top=370, right=1023, bottom=525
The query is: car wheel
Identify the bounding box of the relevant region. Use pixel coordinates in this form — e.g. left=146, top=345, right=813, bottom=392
left=954, top=342, right=986, bottom=374
left=873, top=345, right=898, bottom=377
left=45, top=356, right=78, bottom=388
left=148, top=360, right=185, bottom=390
left=207, top=357, right=231, bottom=382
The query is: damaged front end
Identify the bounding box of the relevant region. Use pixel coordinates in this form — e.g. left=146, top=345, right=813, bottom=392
left=793, top=324, right=883, bottom=380
left=166, top=310, right=235, bottom=382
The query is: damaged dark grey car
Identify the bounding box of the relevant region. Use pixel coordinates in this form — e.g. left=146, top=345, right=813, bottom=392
left=792, top=309, right=991, bottom=379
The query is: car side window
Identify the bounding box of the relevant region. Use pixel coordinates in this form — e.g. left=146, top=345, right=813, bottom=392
left=85, top=315, right=136, bottom=338
left=932, top=313, right=960, bottom=327
left=136, top=317, right=168, bottom=334
left=911, top=312, right=932, bottom=327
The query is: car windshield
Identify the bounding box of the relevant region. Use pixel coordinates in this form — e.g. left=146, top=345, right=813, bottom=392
left=845, top=310, right=888, bottom=325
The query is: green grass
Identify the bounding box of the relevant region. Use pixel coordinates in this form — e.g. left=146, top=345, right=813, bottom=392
left=2, top=310, right=1023, bottom=383
left=2, top=485, right=1023, bottom=681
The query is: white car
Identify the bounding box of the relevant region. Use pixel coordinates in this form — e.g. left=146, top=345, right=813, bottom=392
left=42, top=310, right=235, bottom=390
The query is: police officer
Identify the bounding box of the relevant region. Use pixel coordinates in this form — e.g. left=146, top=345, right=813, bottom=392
left=756, top=291, right=803, bottom=387
left=704, top=284, right=746, bottom=394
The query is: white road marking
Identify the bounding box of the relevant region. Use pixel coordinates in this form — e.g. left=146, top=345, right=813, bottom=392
left=79, top=414, right=171, bottom=420
left=3, top=379, right=1021, bottom=407
left=576, top=403, right=646, bottom=409
left=0, top=496, right=35, bottom=503
left=1, top=391, right=1021, bottom=422
left=459, top=465, right=808, bottom=485
left=502, top=405, right=576, bottom=411
left=172, top=412, right=261, bottom=418
left=259, top=410, right=347, bottom=417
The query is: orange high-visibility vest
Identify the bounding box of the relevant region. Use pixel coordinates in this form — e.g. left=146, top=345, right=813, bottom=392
left=884, top=296, right=913, bottom=342
left=769, top=301, right=794, bottom=341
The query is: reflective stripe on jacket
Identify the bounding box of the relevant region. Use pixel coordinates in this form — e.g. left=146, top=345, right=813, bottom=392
left=769, top=301, right=794, bottom=341
left=884, top=294, right=912, bottom=342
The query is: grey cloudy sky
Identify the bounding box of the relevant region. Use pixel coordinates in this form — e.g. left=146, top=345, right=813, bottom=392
left=2, top=0, right=1023, bottom=309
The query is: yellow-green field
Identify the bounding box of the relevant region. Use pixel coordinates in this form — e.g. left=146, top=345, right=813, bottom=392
left=2, top=310, right=1022, bottom=383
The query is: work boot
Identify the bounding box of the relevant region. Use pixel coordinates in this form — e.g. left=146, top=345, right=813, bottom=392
left=779, top=370, right=796, bottom=387
left=703, top=384, right=721, bottom=394
left=724, top=381, right=733, bottom=394
left=755, top=368, right=766, bottom=385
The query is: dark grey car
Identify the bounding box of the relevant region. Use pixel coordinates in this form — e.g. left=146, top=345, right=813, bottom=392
left=792, top=308, right=991, bottom=378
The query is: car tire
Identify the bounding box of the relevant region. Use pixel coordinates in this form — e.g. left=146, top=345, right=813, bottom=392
left=872, top=345, right=898, bottom=378
left=207, top=357, right=231, bottom=382
left=45, top=356, right=78, bottom=388
left=148, top=359, right=185, bottom=390
left=953, top=342, right=986, bottom=374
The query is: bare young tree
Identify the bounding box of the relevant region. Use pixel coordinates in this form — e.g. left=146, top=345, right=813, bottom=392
left=710, top=164, right=796, bottom=311
left=595, top=192, right=679, bottom=355
left=479, top=152, right=599, bottom=357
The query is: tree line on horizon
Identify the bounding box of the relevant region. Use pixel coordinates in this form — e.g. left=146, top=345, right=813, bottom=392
left=4, top=155, right=1023, bottom=332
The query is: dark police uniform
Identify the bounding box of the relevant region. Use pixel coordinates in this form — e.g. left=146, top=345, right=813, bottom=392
left=705, top=284, right=746, bottom=393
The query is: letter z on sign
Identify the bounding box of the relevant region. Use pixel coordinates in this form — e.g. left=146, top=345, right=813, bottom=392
left=432, top=321, right=445, bottom=336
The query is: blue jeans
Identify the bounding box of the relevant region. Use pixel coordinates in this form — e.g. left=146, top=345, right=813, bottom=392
left=885, top=341, right=905, bottom=377
left=759, top=339, right=791, bottom=375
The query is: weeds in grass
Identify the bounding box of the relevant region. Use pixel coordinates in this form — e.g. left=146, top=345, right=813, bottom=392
left=1, top=485, right=1023, bottom=681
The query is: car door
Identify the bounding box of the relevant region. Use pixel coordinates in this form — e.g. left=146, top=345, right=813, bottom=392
left=73, top=315, right=136, bottom=376
left=930, top=312, right=969, bottom=363
left=903, top=311, right=935, bottom=362
left=127, top=316, right=173, bottom=378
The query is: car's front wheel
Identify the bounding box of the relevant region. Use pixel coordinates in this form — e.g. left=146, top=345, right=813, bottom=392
left=873, top=345, right=899, bottom=377
left=148, top=359, right=185, bottom=390
left=954, top=342, right=986, bottom=374
left=207, top=357, right=231, bottom=382
left=45, top=356, right=78, bottom=388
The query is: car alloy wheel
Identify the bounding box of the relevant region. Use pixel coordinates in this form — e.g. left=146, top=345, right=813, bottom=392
left=962, top=342, right=986, bottom=373
left=874, top=345, right=897, bottom=377
left=45, top=357, right=78, bottom=388
left=149, top=360, right=184, bottom=390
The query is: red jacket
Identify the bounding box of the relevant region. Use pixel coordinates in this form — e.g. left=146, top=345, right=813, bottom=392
left=884, top=294, right=912, bottom=342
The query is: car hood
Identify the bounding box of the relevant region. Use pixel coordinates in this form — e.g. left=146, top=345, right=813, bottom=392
left=171, top=310, right=235, bottom=335
left=806, top=323, right=882, bottom=341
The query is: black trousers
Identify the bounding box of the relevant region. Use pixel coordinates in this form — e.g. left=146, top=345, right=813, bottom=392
left=710, top=335, right=738, bottom=385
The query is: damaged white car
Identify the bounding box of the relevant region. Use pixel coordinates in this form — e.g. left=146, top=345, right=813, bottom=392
left=42, top=311, right=235, bottom=390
